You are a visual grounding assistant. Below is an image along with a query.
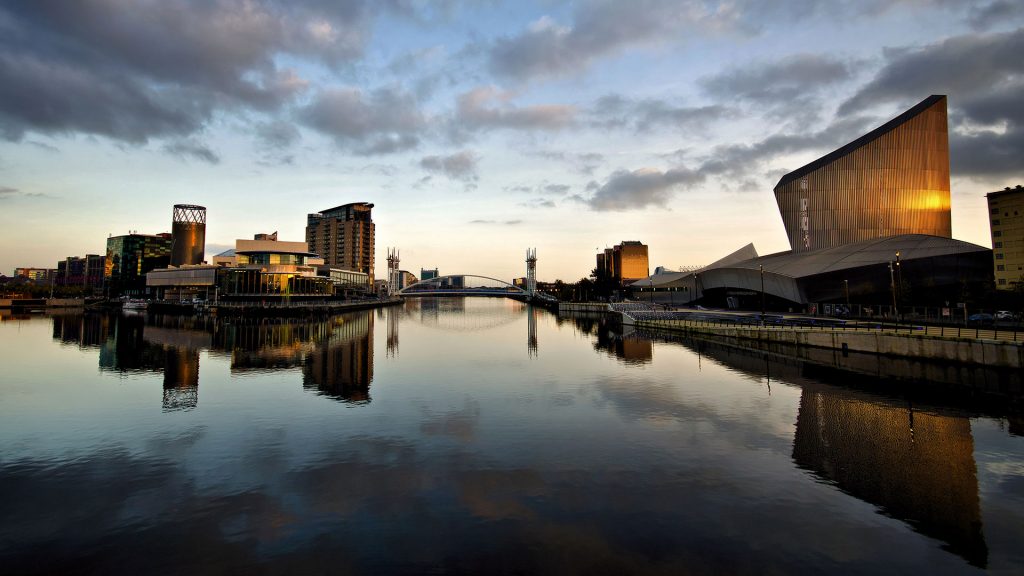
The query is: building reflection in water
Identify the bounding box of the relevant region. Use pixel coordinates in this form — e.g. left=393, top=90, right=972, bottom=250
left=51, top=311, right=378, bottom=409
left=658, top=338, right=988, bottom=568
left=302, top=313, right=373, bottom=403
left=565, top=314, right=652, bottom=364
left=793, top=382, right=987, bottom=567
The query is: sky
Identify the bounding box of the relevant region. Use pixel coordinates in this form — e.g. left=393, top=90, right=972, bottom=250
left=1, top=0, right=1022, bottom=282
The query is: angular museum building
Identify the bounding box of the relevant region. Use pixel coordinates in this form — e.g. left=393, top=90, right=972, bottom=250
left=635, top=95, right=992, bottom=310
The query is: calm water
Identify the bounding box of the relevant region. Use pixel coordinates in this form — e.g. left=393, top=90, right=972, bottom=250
left=1, top=299, right=1023, bottom=574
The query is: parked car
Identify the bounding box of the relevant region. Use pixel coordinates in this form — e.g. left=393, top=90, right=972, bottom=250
left=995, top=310, right=1015, bottom=321
left=968, top=313, right=994, bottom=323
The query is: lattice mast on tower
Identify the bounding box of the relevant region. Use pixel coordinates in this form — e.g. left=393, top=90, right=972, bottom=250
left=526, top=248, right=537, bottom=295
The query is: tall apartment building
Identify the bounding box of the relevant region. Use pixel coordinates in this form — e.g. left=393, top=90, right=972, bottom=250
left=987, top=185, right=1024, bottom=290
left=55, top=255, right=105, bottom=290
left=306, top=202, right=375, bottom=285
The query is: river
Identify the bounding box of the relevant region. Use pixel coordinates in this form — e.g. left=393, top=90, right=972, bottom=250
left=1, top=298, right=1022, bottom=574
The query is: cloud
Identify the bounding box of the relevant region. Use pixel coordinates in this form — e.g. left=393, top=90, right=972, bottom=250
left=420, top=151, right=479, bottom=181
left=163, top=140, right=221, bottom=164
left=840, top=27, right=1024, bottom=178
left=701, top=54, right=855, bottom=106
left=256, top=121, right=301, bottom=149
left=454, top=86, right=576, bottom=133
left=591, top=95, right=732, bottom=132
left=0, top=186, right=17, bottom=196
left=585, top=166, right=705, bottom=211
left=0, top=1, right=373, bottom=144
left=469, top=219, right=522, bottom=225
left=487, top=2, right=721, bottom=81
left=967, top=1, right=1024, bottom=30
left=520, top=199, right=557, bottom=209
left=299, top=87, right=425, bottom=155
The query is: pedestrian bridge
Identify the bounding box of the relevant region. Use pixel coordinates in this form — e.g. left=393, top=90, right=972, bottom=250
left=398, top=275, right=529, bottom=298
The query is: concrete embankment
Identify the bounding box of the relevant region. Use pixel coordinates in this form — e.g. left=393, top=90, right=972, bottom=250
left=0, top=298, right=86, bottom=308
left=150, top=298, right=402, bottom=317
left=635, top=319, right=1024, bottom=369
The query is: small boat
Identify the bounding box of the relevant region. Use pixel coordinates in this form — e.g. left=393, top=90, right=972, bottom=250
left=121, top=299, right=148, bottom=310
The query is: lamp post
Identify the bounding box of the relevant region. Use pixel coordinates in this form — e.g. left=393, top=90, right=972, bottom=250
left=894, top=250, right=902, bottom=322
left=759, top=264, right=765, bottom=325
left=843, top=279, right=850, bottom=313
left=889, top=260, right=897, bottom=327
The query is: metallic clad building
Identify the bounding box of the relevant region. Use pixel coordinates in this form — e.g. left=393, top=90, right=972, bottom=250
left=170, top=204, right=207, bottom=266
left=306, top=202, right=375, bottom=284
left=775, top=95, right=951, bottom=252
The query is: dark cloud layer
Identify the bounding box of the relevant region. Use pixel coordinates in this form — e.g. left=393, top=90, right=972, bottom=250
left=586, top=166, right=705, bottom=211
left=592, top=95, right=731, bottom=132
left=0, top=1, right=369, bottom=144
left=299, top=87, right=426, bottom=155
left=842, top=27, right=1024, bottom=179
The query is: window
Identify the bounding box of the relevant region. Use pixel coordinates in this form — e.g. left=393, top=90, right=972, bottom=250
left=997, top=265, right=1005, bottom=271
left=992, top=219, right=1001, bottom=225
left=995, top=242, right=1003, bottom=248
left=996, top=253, right=1004, bottom=259
left=999, top=278, right=1007, bottom=285
left=991, top=207, right=1000, bottom=214
left=994, top=231, right=1002, bottom=237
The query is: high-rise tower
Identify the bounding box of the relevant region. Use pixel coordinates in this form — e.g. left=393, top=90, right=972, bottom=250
left=774, top=95, right=951, bottom=252
left=306, top=202, right=375, bottom=284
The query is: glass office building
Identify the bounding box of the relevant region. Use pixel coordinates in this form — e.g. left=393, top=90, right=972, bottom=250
left=105, top=233, right=173, bottom=296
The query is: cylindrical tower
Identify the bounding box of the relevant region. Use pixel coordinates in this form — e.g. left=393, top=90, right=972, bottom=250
left=170, top=204, right=206, bottom=266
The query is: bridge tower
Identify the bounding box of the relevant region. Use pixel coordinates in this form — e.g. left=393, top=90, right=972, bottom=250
left=526, top=248, right=537, bottom=296
left=387, top=248, right=400, bottom=295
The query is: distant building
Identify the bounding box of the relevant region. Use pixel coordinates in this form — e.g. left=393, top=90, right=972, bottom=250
left=597, top=241, right=649, bottom=284
left=420, top=268, right=439, bottom=281
left=14, top=267, right=54, bottom=284
left=987, top=185, right=1024, bottom=290
left=774, top=95, right=952, bottom=252
left=398, top=270, right=418, bottom=289
left=55, top=254, right=105, bottom=291
left=306, top=202, right=375, bottom=285
left=105, top=233, right=172, bottom=296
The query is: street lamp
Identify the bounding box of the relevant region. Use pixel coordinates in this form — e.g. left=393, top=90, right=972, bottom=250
left=759, top=264, right=765, bottom=325
left=889, top=260, right=897, bottom=327
left=843, top=279, right=850, bottom=314
left=894, top=250, right=902, bottom=321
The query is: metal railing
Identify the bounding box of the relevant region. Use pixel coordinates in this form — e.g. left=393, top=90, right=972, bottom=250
left=634, top=317, right=1024, bottom=343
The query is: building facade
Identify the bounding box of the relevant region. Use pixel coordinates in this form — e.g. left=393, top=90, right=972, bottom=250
left=420, top=268, right=438, bottom=281
left=306, top=202, right=375, bottom=285
left=597, top=241, right=649, bottom=284
left=170, top=204, right=206, bottom=266
left=987, top=185, right=1024, bottom=290
left=15, top=267, right=55, bottom=284
left=774, top=95, right=952, bottom=252
left=56, top=254, right=105, bottom=291
left=148, top=234, right=337, bottom=300
left=105, top=233, right=173, bottom=296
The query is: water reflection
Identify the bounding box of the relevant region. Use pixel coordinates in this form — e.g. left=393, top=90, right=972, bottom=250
left=564, top=314, right=653, bottom=364
left=50, top=311, right=377, bottom=407
left=303, top=314, right=374, bottom=403
left=793, top=382, right=987, bottom=567
left=642, top=335, right=991, bottom=568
